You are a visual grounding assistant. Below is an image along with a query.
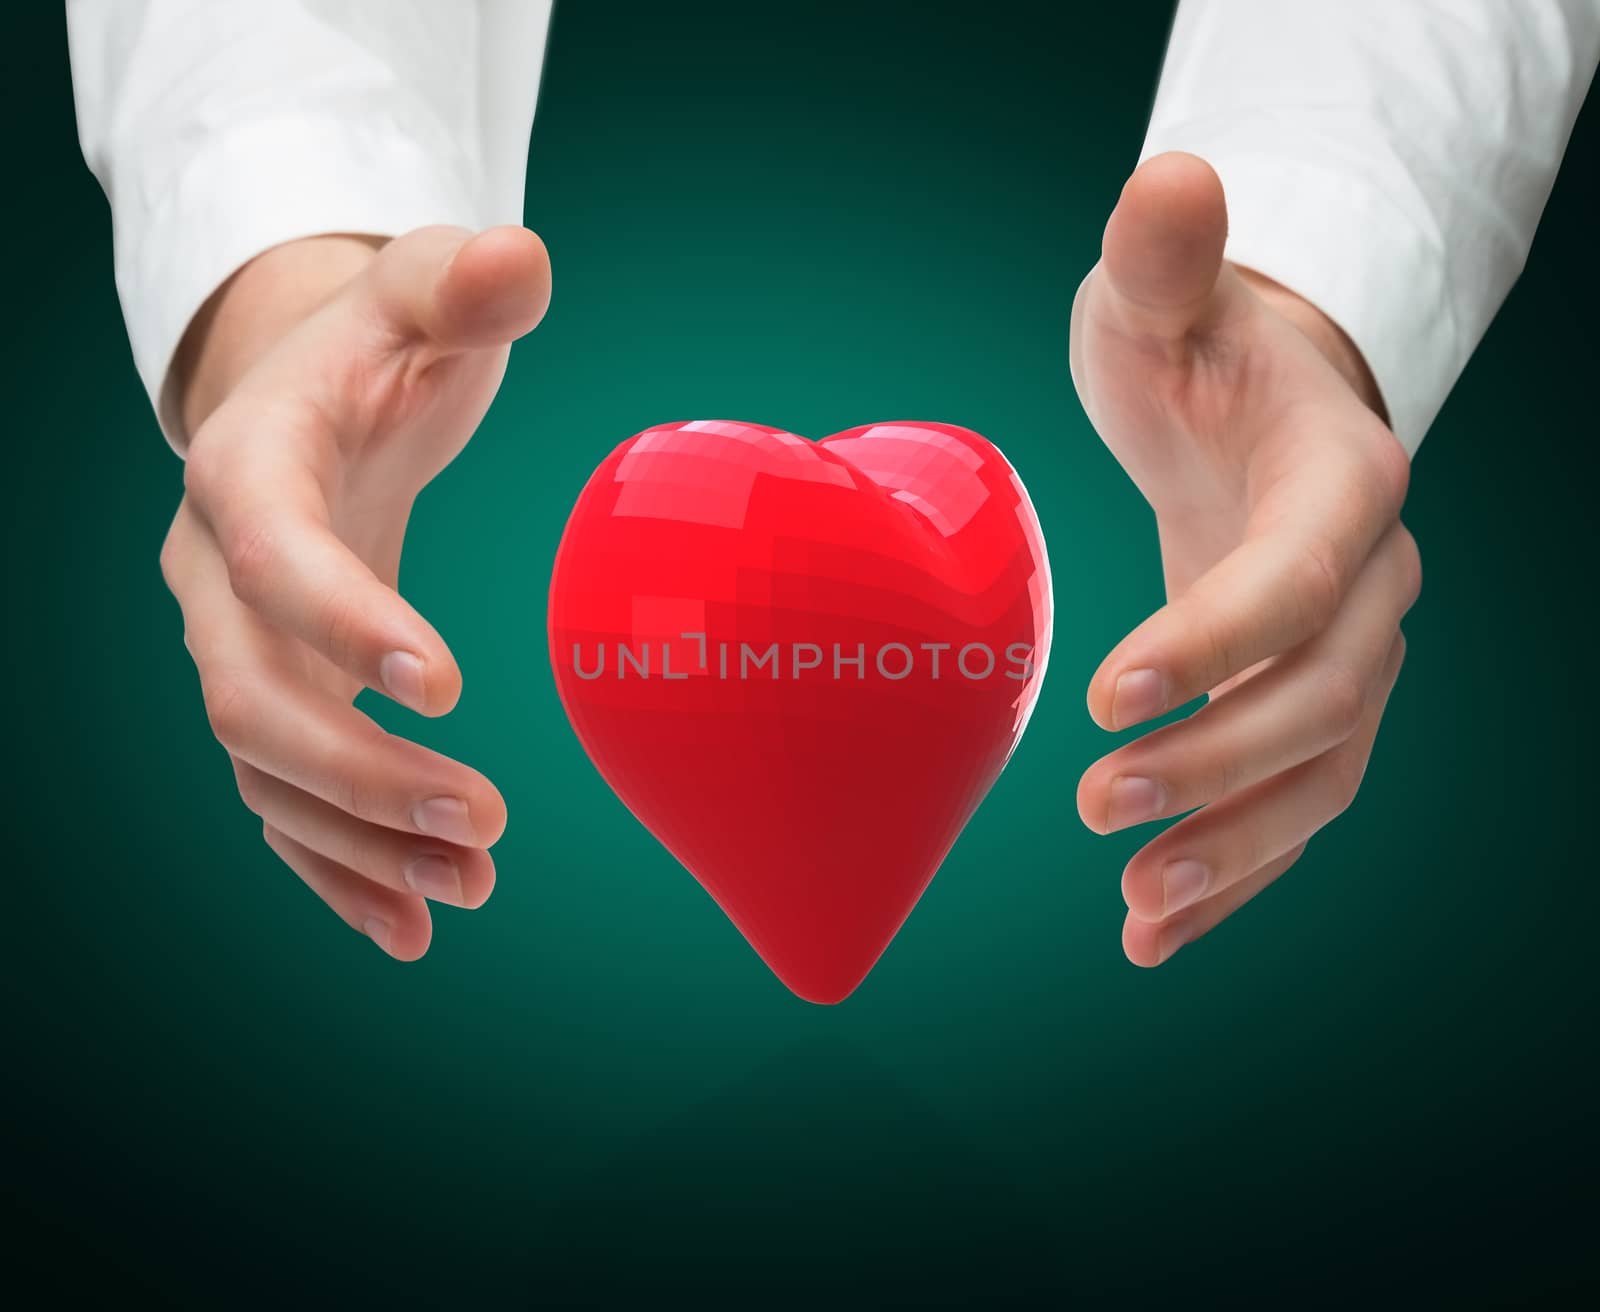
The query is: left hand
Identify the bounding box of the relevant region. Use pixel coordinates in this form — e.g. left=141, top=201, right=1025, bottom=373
left=1069, top=152, right=1421, bottom=966
left=163, top=225, right=549, bottom=959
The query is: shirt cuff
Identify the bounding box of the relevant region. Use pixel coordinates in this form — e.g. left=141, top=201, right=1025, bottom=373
left=1140, top=149, right=1457, bottom=458
left=114, top=114, right=482, bottom=454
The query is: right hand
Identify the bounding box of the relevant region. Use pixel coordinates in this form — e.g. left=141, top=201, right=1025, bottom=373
left=162, top=225, right=551, bottom=959
left=1067, top=155, right=1416, bottom=967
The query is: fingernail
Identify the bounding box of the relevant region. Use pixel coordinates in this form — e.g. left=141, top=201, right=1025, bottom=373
left=1112, top=668, right=1167, bottom=729
left=404, top=853, right=464, bottom=905
left=380, top=650, right=427, bottom=710
left=1105, top=776, right=1166, bottom=831
left=362, top=916, right=393, bottom=954
left=412, top=796, right=475, bottom=846
left=1162, top=859, right=1210, bottom=915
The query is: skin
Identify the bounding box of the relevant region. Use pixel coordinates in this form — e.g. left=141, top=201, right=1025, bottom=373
left=164, top=224, right=551, bottom=959
left=1070, top=152, right=1419, bottom=966
left=164, top=150, right=1415, bottom=968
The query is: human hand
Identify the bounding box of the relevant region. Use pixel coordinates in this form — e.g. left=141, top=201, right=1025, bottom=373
left=161, top=225, right=551, bottom=959
left=1070, top=153, right=1420, bottom=967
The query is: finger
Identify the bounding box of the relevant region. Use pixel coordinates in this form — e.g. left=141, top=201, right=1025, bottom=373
left=203, top=661, right=507, bottom=845
left=263, top=824, right=432, bottom=961
left=180, top=227, right=551, bottom=709
left=234, top=761, right=495, bottom=909
left=1120, top=633, right=1405, bottom=926
left=1087, top=438, right=1408, bottom=730
left=1122, top=844, right=1308, bottom=968
left=180, top=453, right=462, bottom=715
left=1097, top=151, right=1229, bottom=342
left=168, top=535, right=507, bottom=845
left=1079, top=525, right=1420, bottom=832
left=370, top=224, right=552, bottom=353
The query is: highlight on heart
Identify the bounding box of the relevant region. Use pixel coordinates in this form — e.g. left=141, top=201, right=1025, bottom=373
left=548, top=419, right=1053, bottom=1004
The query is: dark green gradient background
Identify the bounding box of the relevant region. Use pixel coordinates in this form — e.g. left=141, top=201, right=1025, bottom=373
left=6, top=2, right=1595, bottom=1304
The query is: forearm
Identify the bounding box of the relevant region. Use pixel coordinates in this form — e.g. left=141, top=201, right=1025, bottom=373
left=175, top=235, right=383, bottom=436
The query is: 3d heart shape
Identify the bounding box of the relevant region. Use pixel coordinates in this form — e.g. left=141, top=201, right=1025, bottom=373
left=548, top=420, right=1052, bottom=1003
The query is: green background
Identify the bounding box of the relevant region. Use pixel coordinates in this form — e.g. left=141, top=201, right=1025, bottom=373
left=6, top=1, right=1596, bottom=1304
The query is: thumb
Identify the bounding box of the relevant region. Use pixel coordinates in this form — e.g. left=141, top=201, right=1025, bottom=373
left=370, top=224, right=553, bottom=353
left=1098, top=151, right=1228, bottom=340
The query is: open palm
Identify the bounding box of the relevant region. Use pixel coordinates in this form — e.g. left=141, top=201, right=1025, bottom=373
left=1070, top=153, right=1420, bottom=966
left=164, top=225, right=550, bottom=958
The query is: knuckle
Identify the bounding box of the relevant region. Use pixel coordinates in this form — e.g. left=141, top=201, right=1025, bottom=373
left=1325, top=751, right=1368, bottom=818
left=201, top=676, right=254, bottom=749
left=1217, top=749, right=1244, bottom=800
left=1189, top=610, right=1239, bottom=694
left=332, top=769, right=365, bottom=823
left=182, top=434, right=246, bottom=518
left=326, top=724, right=396, bottom=826
left=333, top=829, right=375, bottom=878
left=158, top=531, right=181, bottom=596
left=312, top=587, right=367, bottom=672
left=181, top=441, right=219, bottom=502
left=1294, top=539, right=1346, bottom=632
left=332, top=760, right=381, bottom=827
left=1233, top=826, right=1269, bottom=882
left=1316, top=663, right=1367, bottom=743
left=222, top=517, right=280, bottom=605
left=1395, top=528, right=1423, bottom=610
left=232, top=760, right=266, bottom=815
left=1368, top=429, right=1412, bottom=512
left=1199, top=749, right=1240, bottom=806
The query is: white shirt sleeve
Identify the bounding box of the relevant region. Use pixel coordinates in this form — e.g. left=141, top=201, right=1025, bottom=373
left=1142, top=0, right=1600, bottom=456
left=65, top=0, right=552, bottom=451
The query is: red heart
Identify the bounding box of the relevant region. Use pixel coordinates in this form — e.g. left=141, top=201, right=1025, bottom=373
left=548, top=421, right=1052, bottom=1003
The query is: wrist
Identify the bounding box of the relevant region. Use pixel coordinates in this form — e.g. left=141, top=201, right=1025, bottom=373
left=1235, top=265, right=1388, bottom=424
left=175, top=234, right=384, bottom=437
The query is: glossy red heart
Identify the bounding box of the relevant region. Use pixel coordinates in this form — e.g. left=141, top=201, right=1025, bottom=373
left=548, top=421, right=1052, bottom=1003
